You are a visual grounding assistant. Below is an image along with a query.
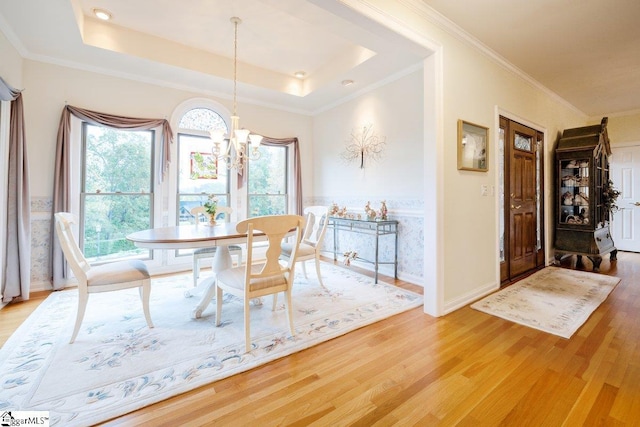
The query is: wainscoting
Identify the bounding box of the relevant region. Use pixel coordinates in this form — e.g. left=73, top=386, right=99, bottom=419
left=308, top=197, right=424, bottom=286
left=28, top=197, right=425, bottom=292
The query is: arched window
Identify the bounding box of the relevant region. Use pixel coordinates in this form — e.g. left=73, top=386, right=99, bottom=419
left=175, top=107, right=231, bottom=226
left=178, top=108, right=227, bottom=132
left=170, top=98, right=295, bottom=226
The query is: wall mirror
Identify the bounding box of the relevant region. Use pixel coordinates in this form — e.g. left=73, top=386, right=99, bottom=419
left=458, top=120, right=489, bottom=172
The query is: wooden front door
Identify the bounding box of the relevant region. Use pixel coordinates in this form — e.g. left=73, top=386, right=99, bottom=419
left=500, top=117, right=545, bottom=283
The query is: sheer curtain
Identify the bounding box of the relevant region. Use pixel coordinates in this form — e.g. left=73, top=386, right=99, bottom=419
left=262, top=137, right=303, bottom=215
left=51, top=105, right=173, bottom=289
left=0, top=76, right=31, bottom=302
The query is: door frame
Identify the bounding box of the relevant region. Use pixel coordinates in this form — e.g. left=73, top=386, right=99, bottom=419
left=495, top=109, right=547, bottom=284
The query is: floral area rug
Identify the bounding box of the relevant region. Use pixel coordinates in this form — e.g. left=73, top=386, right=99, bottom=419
left=0, top=262, right=422, bottom=426
left=471, top=266, right=620, bottom=339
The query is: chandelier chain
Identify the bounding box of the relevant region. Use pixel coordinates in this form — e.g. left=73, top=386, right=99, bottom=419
left=232, top=18, right=238, bottom=117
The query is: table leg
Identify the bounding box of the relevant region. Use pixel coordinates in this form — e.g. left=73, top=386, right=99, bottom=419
left=190, top=245, right=233, bottom=319
left=374, top=229, right=379, bottom=284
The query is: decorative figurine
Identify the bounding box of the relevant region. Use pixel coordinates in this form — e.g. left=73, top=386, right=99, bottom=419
left=379, top=200, right=388, bottom=220
left=364, top=201, right=377, bottom=220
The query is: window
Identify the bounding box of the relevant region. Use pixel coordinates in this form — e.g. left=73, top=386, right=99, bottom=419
left=81, top=123, right=154, bottom=262
left=170, top=100, right=296, bottom=227
left=176, top=108, right=230, bottom=225
left=248, top=144, right=288, bottom=216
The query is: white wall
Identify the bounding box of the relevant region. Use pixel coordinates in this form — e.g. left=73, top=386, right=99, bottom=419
left=0, top=29, right=22, bottom=86
left=312, top=69, right=424, bottom=282
left=313, top=69, right=424, bottom=199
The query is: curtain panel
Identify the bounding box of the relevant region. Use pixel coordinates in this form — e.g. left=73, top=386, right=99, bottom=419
left=0, top=76, right=31, bottom=302
left=51, top=105, right=174, bottom=289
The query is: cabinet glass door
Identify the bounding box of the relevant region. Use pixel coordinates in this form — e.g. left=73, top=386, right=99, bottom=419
left=560, top=159, right=590, bottom=225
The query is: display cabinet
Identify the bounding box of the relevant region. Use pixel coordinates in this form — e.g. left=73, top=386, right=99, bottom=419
left=554, top=117, right=616, bottom=271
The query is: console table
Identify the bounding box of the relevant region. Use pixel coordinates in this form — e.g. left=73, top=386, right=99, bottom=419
left=328, top=216, right=398, bottom=283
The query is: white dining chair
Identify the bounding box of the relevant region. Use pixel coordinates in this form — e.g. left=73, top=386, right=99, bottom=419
left=190, top=206, right=243, bottom=287
left=280, top=206, right=329, bottom=287
left=215, top=214, right=304, bottom=353
left=54, top=212, right=153, bottom=343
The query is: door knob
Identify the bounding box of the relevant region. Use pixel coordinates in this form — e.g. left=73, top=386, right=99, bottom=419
left=511, top=204, right=522, bottom=209
left=633, top=202, right=640, bottom=206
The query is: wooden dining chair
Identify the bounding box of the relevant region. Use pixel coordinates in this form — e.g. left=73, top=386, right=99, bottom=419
left=280, top=206, right=329, bottom=287
left=54, top=212, right=153, bottom=343
left=215, top=214, right=304, bottom=352
left=190, top=206, right=243, bottom=287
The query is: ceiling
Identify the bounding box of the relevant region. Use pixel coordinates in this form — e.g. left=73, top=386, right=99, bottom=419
left=0, top=0, right=639, bottom=117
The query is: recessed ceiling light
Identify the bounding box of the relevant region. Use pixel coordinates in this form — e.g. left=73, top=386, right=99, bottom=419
left=294, top=71, right=306, bottom=79
left=93, top=8, right=112, bottom=21
left=341, top=79, right=354, bottom=86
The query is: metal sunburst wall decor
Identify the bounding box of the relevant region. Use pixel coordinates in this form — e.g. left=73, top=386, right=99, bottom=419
left=340, top=123, right=386, bottom=169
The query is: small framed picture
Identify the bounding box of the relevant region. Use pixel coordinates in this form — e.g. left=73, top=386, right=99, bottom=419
left=458, top=120, right=489, bottom=172
left=190, top=152, right=218, bottom=179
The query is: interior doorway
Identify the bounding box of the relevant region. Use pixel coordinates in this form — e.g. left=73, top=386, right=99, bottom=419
left=610, top=144, right=640, bottom=252
left=499, top=116, right=546, bottom=284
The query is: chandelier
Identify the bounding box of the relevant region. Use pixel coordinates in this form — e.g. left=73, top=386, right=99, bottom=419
left=210, top=17, right=262, bottom=170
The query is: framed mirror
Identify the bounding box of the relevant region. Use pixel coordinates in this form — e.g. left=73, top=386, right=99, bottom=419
left=458, top=120, right=489, bottom=172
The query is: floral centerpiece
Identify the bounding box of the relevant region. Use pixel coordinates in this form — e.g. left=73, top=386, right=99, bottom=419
left=204, top=194, right=218, bottom=225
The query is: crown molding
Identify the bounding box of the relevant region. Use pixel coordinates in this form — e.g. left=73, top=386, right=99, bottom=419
left=393, top=0, right=587, bottom=118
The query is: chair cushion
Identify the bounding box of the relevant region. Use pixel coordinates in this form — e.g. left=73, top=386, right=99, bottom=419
left=281, top=242, right=315, bottom=258
left=194, top=247, right=217, bottom=255
left=217, top=263, right=287, bottom=292
left=87, top=259, right=150, bottom=286
left=194, top=245, right=242, bottom=256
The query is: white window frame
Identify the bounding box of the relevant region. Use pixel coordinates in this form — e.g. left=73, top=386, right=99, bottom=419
left=68, top=116, right=164, bottom=272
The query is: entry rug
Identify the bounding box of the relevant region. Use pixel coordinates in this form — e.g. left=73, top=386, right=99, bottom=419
left=0, top=263, right=421, bottom=426
left=471, top=266, right=620, bottom=339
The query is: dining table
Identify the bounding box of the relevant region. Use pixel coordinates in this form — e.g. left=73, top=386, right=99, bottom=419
left=126, top=222, right=263, bottom=319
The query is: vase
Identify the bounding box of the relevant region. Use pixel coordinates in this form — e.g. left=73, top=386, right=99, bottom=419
left=208, top=215, right=216, bottom=226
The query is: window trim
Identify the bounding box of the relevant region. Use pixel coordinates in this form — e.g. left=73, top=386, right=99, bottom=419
left=79, top=122, right=156, bottom=262
left=68, top=116, right=164, bottom=271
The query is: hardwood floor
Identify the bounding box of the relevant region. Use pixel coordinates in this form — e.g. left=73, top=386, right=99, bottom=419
left=2, top=252, right=639, bottom=425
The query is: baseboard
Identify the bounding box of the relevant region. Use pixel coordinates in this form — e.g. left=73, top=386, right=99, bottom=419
left=442, top=280, right=499, bottom=315
left=30, top=280, right=53, bottom=293
left=337, top=259, right=423, bottom=286
left=397, top=272, right=424, bottom=287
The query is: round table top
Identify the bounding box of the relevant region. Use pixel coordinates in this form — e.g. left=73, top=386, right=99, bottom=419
left=126, top=223, right=252, bottom=249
